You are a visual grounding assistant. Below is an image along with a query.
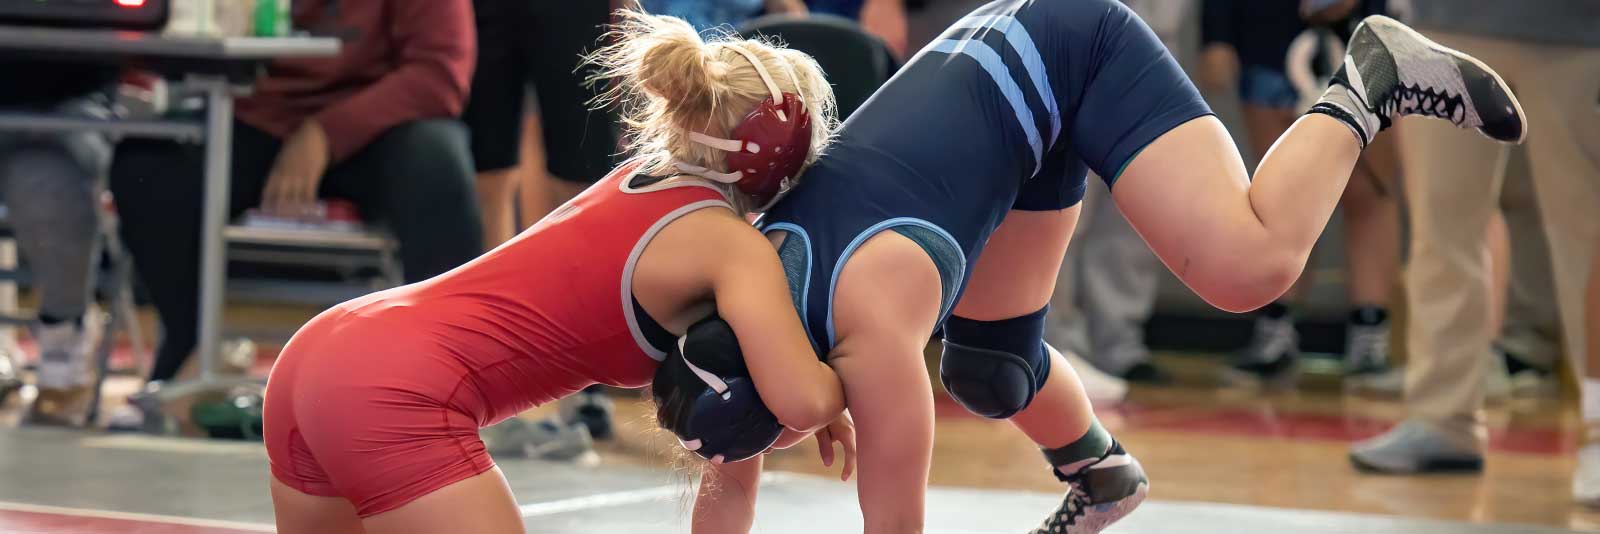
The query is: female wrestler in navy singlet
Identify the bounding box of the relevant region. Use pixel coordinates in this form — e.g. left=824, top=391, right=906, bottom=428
left=680, top=0, right=1527, bottom=532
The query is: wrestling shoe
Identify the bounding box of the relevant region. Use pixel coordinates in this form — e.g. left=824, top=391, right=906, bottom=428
left=1034, top=441, right=1148, bottom=534
left=560, top=386, right=616, bottom=441
left=482, top=416, right=595, bottom=461
left=1310, top=15, right=1525, bottom=147
left=1343, top=321, right=1390, bottom=376
left=1220, top=316, right=1300, bottom=390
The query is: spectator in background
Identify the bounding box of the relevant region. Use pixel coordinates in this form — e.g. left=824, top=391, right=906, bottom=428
left=1201, top=0, right=1403, bottom=388
left=640, top=0, right=808, bottom=32
left=1045, top=0, right=1193, bottom=384
left=807, top=0, right=908, bottom=57
left=106, top=0, right=484, bottom=427
left=464, top=0, right=623, bottom=457
left=1347, top=2, right=1600, bottom=508
left=464, top=1, right=619, bottom=248
left=0, top=59, right=116, bottom=426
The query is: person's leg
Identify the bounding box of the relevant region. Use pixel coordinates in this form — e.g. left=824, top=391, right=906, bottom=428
left=269, top=478, right=365, bottom=534
left=475, top=171, right=518, bottom=247
left=323, top=120, right=483, bottom=283
left=1225, top=103, right=1305, bottom=387
left=1493, top=41, right=1600, bottom=504
left=1342, top=30, right=1521, bottom=472
left=1043, top=190, right=1092, bottom=364
left=1111, top=19, right=1524, bottom=316
left=525, top=0, right=616, bottom=206
left=360, top=469, right=522, bottom=534
left=515, top=111, right=554, bottom=226
left=692, top=455, right=763, bottom=534
left=1072, top=177, right=1164, bottom=381
left=1497, top=149, right=1562, bottom=380
left=462, top=0, right=528, bottom=248
left=823, top=232, right=944, bottom=533
left=109, top=123, right=279, bottom=383
left=945, top=208, right=1147, bottom=531
left=1339, top=130, right=1402, bottom=375
left=0, top=120, right=104, bottom=423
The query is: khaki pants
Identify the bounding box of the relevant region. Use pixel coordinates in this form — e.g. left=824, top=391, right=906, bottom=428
left=1403, top=32, right=1600, bottom=442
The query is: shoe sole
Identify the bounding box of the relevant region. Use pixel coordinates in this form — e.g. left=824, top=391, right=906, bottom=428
left=1034, top=482, right=1149, bottom=534
left=1349, top=453, right=1483, bottom=474
left=1363, top=15, right=1527, bottom=144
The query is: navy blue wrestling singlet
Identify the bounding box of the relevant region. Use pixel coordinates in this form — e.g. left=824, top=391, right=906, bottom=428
left=761, top=0, right=1214, bottom=357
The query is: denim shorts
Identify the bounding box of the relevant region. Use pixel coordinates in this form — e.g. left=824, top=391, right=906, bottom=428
left=1238, top=65, right=1301, bottom=109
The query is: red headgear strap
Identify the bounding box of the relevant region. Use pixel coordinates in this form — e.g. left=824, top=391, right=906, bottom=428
left=674, top=45, right=812, bottom=211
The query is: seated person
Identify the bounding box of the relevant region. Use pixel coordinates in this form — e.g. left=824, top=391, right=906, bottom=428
left=640, top=0, right=807, bottom=31
left=806, top=0, right=907, bottom=57
left=0, top=59, right=116, bottom=425
left=107, top=0, right=483, bottom=426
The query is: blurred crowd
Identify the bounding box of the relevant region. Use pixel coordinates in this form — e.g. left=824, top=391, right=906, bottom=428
left=0, top=0, right=1596, bottom=510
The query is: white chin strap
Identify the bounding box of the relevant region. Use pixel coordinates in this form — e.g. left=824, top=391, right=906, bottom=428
left=678, top=336, right=732, bottom=401
left=674, top=45, right=795, bottom=185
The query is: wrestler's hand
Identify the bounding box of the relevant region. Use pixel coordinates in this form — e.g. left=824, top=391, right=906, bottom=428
left=814, top=411, right=856, bottom=481
left=262, top=120, right=329, bottom=219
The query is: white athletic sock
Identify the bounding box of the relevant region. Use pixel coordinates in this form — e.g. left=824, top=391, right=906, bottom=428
left=1309, top=84, right=1381, bottom=149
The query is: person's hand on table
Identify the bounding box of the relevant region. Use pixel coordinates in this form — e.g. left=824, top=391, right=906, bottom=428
left=262, top=120, right=330, bottom=219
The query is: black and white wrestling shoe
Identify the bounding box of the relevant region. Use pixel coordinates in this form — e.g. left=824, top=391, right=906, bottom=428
left=1033, top=442, right=1148, bottom=534
left=1309, top=15, right=1526, bottom=147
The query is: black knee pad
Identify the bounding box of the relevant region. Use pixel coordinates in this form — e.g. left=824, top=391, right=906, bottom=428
left=939, top=308, right=1052, bottom=419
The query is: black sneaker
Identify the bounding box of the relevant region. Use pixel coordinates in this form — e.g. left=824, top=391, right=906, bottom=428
left=1343, top=321, right=1390, bottom=376
left=1316, top=15, right=1526, bottom=145
left=1220, top=316, right=1300, bottom=389
left=1034, top=442, right=1149, bottom=534
left=560, top=387, right=615, bottom=441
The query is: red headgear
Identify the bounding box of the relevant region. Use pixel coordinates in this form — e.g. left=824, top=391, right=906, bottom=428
left=674, top=46, right=813, bottom=211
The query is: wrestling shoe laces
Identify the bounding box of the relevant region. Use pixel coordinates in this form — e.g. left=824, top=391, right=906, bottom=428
left=1382, top=83, right=1466, bottom=126
left=1034, top=442, right=1148, bottom=534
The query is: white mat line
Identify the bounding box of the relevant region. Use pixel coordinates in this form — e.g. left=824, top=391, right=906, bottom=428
left=517, top=470, right=807, bottom=518
left=518, top=484, right=684, bottom=517
left=0, top=500, right=276, bottom=532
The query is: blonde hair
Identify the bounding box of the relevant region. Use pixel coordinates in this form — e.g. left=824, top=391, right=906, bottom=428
left=586, top=11, right=839, bottom=197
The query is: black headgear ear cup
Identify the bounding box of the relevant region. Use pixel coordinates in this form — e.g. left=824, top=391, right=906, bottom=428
left=652, top=314, right=783, bottom=462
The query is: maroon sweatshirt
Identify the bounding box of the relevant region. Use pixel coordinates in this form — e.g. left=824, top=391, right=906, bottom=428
left=236, top=0, right=476, bottom=162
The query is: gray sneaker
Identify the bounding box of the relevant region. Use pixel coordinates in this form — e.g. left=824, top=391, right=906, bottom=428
left=482, top=416, right=595, bottom=462
left=1349, top=419, right=1483, bottom=474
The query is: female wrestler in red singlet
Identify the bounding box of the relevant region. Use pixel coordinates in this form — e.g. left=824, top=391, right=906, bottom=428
left=264, top=13, right=845, bottom=533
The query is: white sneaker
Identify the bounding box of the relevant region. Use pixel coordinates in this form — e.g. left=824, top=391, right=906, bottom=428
left=1054, top=345, right=1128, bottom=407
left=1575, top=444, right=1600, bottom=508
left=33, top=312, right=100, bottom=390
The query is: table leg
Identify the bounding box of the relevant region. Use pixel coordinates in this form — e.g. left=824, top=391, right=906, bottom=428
left=197, top=77, right=231, bottom=382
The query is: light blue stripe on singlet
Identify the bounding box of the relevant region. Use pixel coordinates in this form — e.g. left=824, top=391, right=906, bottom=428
left=825, top=218, right=965, bottom=348
left=949, top=14, right=1059, bottom=147
left=761, top=222, right=818, bottom=353
left=927, top=38, right=1042, bottom=175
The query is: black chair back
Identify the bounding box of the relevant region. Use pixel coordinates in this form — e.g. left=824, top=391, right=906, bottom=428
left=737, top=14, right=897, bottom=121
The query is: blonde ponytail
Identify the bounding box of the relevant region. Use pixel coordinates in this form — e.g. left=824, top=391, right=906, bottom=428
left=586, top=11, right=839, bottom=189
